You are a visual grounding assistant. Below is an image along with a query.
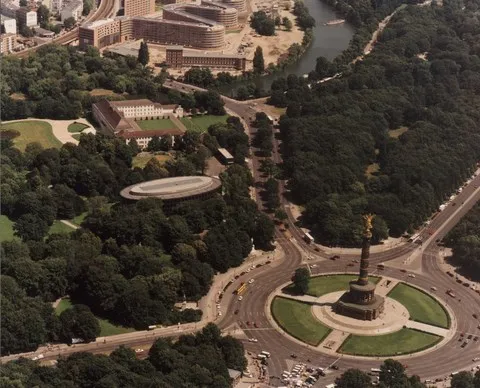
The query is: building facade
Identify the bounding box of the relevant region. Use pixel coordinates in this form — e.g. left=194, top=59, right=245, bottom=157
left=92, top=99, right=184, bottom=150
left=16, top=7, right=37, bottom=27
left=123, top=0, right=155, bottom=17
left=1, top=15, right=17, bottom=34
left=166, top=46, right=246, bottom=71
left=0, top=33, right=16, bottom=54
left=60, top=0, right=83, bottom=21
left=79, top=14, right=226, bottom=50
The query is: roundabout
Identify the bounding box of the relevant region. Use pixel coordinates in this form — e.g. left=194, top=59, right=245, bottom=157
left=270, top=274, right=452, bottom=358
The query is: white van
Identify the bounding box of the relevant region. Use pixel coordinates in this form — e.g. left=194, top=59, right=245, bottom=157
left=260, top=351, right=271, bottom=358
left=325, top=384, right=336, bottom=388
left=257, top=354, right=267, bottom=360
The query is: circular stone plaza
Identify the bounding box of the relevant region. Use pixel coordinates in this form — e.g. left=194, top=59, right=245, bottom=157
left=120, top=176, right=222, bottom=208
left=269, top=216, right=454, bottom=359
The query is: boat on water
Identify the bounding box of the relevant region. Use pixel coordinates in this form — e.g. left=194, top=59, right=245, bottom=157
left=325, top=19, right=345, bottom=26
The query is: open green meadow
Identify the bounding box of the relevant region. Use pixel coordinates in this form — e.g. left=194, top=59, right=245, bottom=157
left=305, top=274, right=380, bottom=297
left=136, top=119, right=177, bottom=130
left=271, top=297, right=331, bottom=346
left=1, top=120, right=62, bottom=151
left=340, top=328, right=442, bottom=356
left=388, top=283, right=450, bottom=328
left=180, top=115, right=229, bottom=133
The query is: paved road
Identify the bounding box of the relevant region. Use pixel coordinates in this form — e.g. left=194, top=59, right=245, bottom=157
left=3, top=80, right=478, bottom=386
left=204, top=88, right=480, bottom=384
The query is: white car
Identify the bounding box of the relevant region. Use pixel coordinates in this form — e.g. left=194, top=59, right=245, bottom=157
left=135, top=348, right=144, bottom=353
left=311, top=264, right=317, bottom=268
left=246, top=268, right=251, bottom=273
left=248, top=338, right=258, bottom=343
left=238, top=296, right=243, bottom=301
left=248, top=278, right=255, bottom=284
left=408, top=274, right=416, bottom=278
left=218, top=311, right=222, bottom=316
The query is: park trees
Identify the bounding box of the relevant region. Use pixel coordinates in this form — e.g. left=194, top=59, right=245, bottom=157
left=63, top=16, right=76, bottom=30
left=292, top=267, right=309, bottom=294
left=250, top=11, right=275, bottom=36
left=335, top=369, right=371, bottom=388
left=59, top=304, right=101, bottom=343
left=253, top=46, right=265, bottom=74
left=137, top=41, right=150, bottom=66
left=283, top=16, right=293, bottom=31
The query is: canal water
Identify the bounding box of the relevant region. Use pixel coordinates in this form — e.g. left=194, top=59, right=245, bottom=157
left=219, top=0, right=355, bottom=95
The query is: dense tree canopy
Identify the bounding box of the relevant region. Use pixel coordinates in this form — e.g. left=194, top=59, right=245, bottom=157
left=0, top=45, right=167, bottom=121
left=445, top=203, right=480, bottom=281
left=272, top=0, right=480, bottom=246
left=0, top=324, right=246, bottom=387
left=0, top=121, right=271, bottom=354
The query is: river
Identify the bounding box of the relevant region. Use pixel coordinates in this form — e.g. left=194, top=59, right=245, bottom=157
left=218, top=0, right=355, bottom=96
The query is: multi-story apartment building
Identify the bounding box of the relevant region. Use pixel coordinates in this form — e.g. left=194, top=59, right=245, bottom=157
left=166, top=46, right=246, bottom=71
left=16, top=7, right=38, bottom=27
left=1, top=15, right=17, bottom=34
left=123, top=0, right=155, bottom=17
left=0, top=33, right=16, bottom=54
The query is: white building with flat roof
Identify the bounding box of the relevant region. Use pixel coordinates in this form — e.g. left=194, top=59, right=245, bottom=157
left=1, top=15, right=17, bottom=34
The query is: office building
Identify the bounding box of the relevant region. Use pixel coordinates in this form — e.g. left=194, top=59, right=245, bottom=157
left=123, top=0, right=155, bottom=17
left=166, top=46, right=246, bottom=71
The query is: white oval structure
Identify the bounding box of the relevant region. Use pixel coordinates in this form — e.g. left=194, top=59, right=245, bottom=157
left=120, top=176, right=222, bottom=204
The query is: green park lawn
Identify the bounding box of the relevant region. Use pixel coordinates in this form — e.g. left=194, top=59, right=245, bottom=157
left=136, top=118, right=177, bottom=130
left=340, top=328, right=442, bottom=356
left=0, top=215, right=16, bottom=242
left=271, top=297, right=331, bottom=346
left=55, top=298, right=135, bottom=337
left=132, top=153, right=172, bottom=168
left=70, top=212, right=87, bottom=227
left=180, top=115, right=229, bottom=133
left=0, top=120, right=62, bottom=151
left=305, top=274, right=380, bottom=297
left=388, top=283, right=450, bottom=328
left=48, top=220, right=76, bottom=235
left=67, top=122, right=89, bottom=133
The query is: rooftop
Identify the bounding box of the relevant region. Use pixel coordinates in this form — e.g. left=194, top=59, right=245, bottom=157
left=120, top=176, right=222, bottom=201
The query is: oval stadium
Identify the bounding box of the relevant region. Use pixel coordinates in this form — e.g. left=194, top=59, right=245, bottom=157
left=120, top=176, right=222, bottom=206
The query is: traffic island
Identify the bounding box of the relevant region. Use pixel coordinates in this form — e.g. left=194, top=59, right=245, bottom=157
left=268, top=273, right=454, bottom=359
left=339, top=328, right=442, bottom=356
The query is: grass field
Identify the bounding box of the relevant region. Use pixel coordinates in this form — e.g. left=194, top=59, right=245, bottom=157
left=180, top=115, right=229, bottom=133
left=132, top=153, right=172, bottom=169
left=71, top=212, right=87, bottom=227
left=55, top=297, right=135, bottom=337
left=340, top=328, right=442, bottom=356
left=48, top=220, right=75, bottom=235
left=303, top=274, right=380, bottom=297
left=271, top=297, right=331, bottom=346
left=388, top=283, right=450, bottom=328
left=68, top=122, right=89, bottom=133
left=72, top=133, right=82, bottom=141
left=1, top=120, right=62, bottom=151
left=136, top=119, right=177, bottom=130
left=0, top=215, right=16, bottom=242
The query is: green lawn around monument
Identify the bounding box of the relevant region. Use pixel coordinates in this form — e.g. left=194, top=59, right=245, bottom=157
left=271, top=297, right=331, bottom=346
left=304, top=274, right=381, bottom=297
left=388, top=283, right=450, bottom=328
left=340, top=328, right=442, bottom=356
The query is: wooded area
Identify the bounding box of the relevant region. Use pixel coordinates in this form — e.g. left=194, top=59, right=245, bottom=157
left=270, top=0, right=480, bottom=245
left=0, top=324, right=246, bottom=388
left=1, top=119, right=273, bottom=354
left=445, top=203, right=480, bottom=281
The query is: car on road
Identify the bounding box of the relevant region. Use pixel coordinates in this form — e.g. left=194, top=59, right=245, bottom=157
left=352, top=259, right=359, bottom=263
left=473, top=313, right=478, bottom=319
left=347, top=263, right=354, bottom=267
left=248, top=338, right=258, bottom=343
left=408, top=274, right=416, bottom=278
left=135, top=349, right=144, bottom=353
left=238, top=296, right=243, bottom=301
left=330, top=255, right=340, bottom=260
left=311, top=264, right=318, bottom=268
left=473, top=357, right=480, bottom=362
left=468, top=334, right=473, bottom=339
left=431, top=286, right=437, bottom=291
left=401, top=269, right=407, bottom=273
left=217, top=311, right=222, bottom=316
left=290, top=354, right=297, bottom=358
left=248, top=278, right=255, bottom=284
left=234, top=309, right=239, bottom=314
left=474, top=337, right=478, bottom=342
left=253, top=322, right=258, bottom=328
left=331, top=365, right=339, bottom=370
